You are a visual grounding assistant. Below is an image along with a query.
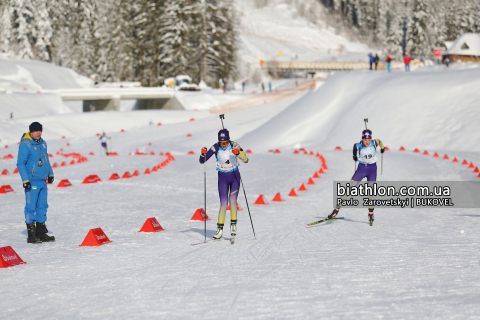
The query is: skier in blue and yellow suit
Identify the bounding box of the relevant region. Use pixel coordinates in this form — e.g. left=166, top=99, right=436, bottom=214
left=16, top=122, right=55, bottom=243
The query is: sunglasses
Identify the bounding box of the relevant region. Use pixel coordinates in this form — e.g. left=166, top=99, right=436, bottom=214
left=219, top=141, right=229, bottom=145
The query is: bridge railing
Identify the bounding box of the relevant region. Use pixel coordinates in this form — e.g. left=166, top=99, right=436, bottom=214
left=263, top=61, right=387, bottom=71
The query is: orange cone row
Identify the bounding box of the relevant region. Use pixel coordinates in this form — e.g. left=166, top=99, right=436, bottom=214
left=253, top=152, right=328, bottom=205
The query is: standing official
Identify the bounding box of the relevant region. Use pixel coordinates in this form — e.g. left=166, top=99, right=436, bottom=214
left=16, top=122, right=55, bottom=243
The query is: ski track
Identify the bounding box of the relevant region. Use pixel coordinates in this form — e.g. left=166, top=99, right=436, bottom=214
left=1, top=134, right=480, bottom=317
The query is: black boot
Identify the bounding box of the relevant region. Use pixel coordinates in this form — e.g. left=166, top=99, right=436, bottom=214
left=328, top=208, right=339, bottom=219
left=36, top=222, right=55, bottom=242
left=26, top=223, right=42, bottom=244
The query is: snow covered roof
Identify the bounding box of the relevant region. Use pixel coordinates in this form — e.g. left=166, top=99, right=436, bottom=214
left=444, top=41, right=454, bottom=50
left=443, top=33, right=480, bottom=56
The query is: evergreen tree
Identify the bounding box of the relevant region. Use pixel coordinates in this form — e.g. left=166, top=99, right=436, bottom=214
left=0, top=0, right=13, bottom=54
left=159, top=0, right=195, bottom=80
left=407, top=0, right=431, bottom=60
left=11, top=0, right=36, bottom=59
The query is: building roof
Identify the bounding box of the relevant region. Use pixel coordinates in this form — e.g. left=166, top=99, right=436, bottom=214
left=443, top=33, right=480, bottom=56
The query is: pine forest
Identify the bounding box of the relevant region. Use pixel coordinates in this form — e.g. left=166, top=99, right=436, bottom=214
left=1, top=0, right=479, bottom=86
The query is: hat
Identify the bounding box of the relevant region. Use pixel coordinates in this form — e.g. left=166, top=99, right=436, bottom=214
left=29, top=122, right=43, bottom=132
left=218, top=129, right=230, bottom=142
left=362, top=129, right=372, bottom=139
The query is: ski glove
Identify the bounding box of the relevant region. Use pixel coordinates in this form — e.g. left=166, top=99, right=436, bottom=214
left=232, top=148, right=239, bottom=155
left=201, top=147, right=208, bottom=154
left=353, top=155, right=358, bottom=162
left=48, top=176, right=54, bottom=184
left=381, top=148, right=385, bottom=154
left=23, top=181, right=31, bottom=189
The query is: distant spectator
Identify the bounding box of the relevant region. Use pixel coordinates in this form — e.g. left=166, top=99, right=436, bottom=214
left=374, top=54, right=379, bottom=70
left=10, top=112, right=13, bottom=119
left=368, top=53, right=374, bottom=70
left=261, top=83, right=265, bottom=93
left=386, top=55, right=393, bottom=72
left=242, top=81, right=245, bottom=93
left=404, top=54, right=411, bottom=72
left=89, top=104, right=95, bottom=112
left=445, top=57, right=450, bottom=69
left=268, top=82, right=272, bottom=92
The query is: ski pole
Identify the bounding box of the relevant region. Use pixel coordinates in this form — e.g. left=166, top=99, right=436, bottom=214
left=204, top=154, right=207, bottom=242
left=219, top=114, right=225, bottom=129
left=381, top=153, right=383, bottom=175
left=235, top=170, right=256, bottom=239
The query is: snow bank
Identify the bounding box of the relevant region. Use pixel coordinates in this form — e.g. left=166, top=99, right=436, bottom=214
left=0, top=58, right=91, bottom=92
left=0, top=93, right=72, bottom=120
left=239, top=68, right=480, bottom=152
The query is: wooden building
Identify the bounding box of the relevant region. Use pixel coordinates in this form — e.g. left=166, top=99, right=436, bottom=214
left=442, top=33, right=480, bottom=62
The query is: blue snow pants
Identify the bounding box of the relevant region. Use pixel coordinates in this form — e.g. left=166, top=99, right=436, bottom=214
left=24, top=179, right=49, bottom=224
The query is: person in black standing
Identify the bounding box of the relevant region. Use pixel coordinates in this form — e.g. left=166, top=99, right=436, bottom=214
left=374, top=54, right=380, bottom=70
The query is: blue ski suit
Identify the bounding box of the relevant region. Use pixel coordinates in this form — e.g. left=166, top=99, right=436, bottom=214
left=16, top=133, right=54, bottom=224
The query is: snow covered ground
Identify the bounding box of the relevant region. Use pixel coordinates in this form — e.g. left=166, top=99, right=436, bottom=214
left=1, top=62, right=480, bottom=318
left=236, top=0, right=374, bottom=67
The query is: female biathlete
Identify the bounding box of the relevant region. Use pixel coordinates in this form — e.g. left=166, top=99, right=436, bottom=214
left=199, top=129, right=249, bottom=239
left=329, top=129, right=385, bottom=225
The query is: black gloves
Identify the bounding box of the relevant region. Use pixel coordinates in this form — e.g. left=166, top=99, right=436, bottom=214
left=48, top=176, right=54, bottom=184
left=381, top=148, right=385, bottom=154
left=353, top=155, right=358, bottom=162
left=23, top=181, right=31, bottom=189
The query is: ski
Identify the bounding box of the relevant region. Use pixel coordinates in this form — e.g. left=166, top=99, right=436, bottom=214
left=307, top=217, right=344, bottom=226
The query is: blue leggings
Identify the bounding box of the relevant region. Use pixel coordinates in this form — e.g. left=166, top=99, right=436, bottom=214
left=217, top=170, right=240, bottom=225
left=351, top=163, right=377, bottom=181
left=24, top=179, right=49, bottom=224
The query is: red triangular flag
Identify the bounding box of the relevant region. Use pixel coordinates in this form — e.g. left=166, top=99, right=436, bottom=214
left=191, top=208, right=210, bottom=221
left=254, top=195, right=268, bottom=205
left=0, top=246, right=26, bottom=268
left=109, top=173, right=120, bottom=180
left=271, top=193, right=284, bottom=202
left=139, top=217, right=164, bottom=233
left=298, top=183, right=308, bottom=191
left=57, top=179, right=72, bottom=188
left=79, top=228, right=112, bottom=247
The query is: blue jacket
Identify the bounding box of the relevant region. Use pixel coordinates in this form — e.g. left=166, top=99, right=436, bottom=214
left=16, top=133, right=54, bottom=183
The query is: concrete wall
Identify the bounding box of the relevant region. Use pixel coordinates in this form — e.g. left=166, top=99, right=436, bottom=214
left=83, top=96, right=183, bottom=112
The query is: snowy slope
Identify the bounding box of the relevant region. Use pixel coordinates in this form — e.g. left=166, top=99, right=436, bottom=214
left=1, top=130, right=479, bottom=319
left=0, top=58, right=91, bottom=92
left=236, top=0, right=373, bottom=65
left=239, top=68, right=480, bottom=152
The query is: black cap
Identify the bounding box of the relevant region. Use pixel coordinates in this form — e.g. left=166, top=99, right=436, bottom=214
left=29, top=122, right=43, bottom=132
